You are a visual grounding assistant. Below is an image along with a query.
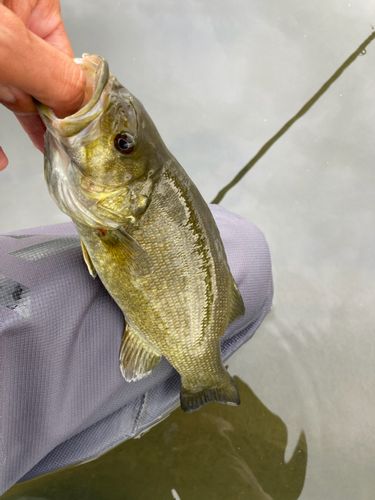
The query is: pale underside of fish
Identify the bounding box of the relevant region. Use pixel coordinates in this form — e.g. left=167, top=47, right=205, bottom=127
left=37, top=54, right=245, bottom=413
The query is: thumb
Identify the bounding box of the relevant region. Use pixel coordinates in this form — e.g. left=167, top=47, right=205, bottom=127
left=0, top=5, right=86, bottom=118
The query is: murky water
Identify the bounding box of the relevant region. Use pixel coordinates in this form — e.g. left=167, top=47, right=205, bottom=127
left=1, top=0, right=375, bottom=498
left=1, top=377, right=307, bottom=500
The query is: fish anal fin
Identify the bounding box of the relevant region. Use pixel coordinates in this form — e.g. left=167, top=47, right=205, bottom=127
left=180, top=372, right=240, bottom=413
left=227, top=279, right=245, bottom=327
left=119, top=324, right=161, bottom=382
left=80, top=238, right=97, bottom=278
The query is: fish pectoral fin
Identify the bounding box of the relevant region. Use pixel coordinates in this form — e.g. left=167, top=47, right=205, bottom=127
left=180, top=372, right=240, bottom=413
left=80, top=238, right=97, bottom=278
left=119, top=324, right=162, bottom=382
left=100, top=228, right=153, bottom=276
left=226, top=279, right=245, bottom=327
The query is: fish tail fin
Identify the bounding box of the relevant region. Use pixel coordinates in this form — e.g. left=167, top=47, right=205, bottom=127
left=180, top=372, right=240, bottom=413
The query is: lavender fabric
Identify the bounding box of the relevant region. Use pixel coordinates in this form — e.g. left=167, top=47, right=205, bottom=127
left=0, top=205, right=273, bottom=494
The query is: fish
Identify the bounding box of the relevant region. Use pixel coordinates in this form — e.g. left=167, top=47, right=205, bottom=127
left=36, top=53, right=245, bottom=413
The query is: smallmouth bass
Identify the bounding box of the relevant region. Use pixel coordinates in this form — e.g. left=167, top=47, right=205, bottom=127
left=37, top=54, right=245, bottom=412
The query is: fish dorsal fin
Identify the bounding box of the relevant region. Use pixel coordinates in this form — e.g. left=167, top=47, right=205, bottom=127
left=80, top=238, right=97, bottom=278
left=119, top=324, right=162, bottom=382
left=100, top=228, right=153, bottom=276
left=227, top=279, right=245, bottom=327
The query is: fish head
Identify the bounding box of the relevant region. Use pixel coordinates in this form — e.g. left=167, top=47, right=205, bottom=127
left=37, top=54, right=167, bottom=228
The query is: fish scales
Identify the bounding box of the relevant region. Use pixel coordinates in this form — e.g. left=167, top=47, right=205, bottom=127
left=37, top=54, right=245, bottom=412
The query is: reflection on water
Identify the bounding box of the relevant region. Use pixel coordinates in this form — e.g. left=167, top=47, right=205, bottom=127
left=1, top=378, right=307, bottom=500
left=211, top=31, right=375, bottom=204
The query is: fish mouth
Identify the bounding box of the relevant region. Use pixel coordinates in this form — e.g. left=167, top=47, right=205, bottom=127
left=37, top=54, right=110, bottom=138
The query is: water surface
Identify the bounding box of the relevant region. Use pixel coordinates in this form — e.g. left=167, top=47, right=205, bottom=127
left=1, top=378, right=307, bottom=500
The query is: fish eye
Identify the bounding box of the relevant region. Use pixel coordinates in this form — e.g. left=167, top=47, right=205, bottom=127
left=114, top=133, right=135, bottom=154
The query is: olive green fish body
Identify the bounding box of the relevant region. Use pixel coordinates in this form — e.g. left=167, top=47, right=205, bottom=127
left=38, top=54, right=245, bottom=412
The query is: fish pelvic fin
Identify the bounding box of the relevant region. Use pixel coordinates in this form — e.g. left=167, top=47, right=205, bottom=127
left=227, top=278, right=245, bottom=327
left=180, top=372, right=240, bottom=413
left=119, top=324, right=162, bottom=382
left=80, top=238, right=97, bottom=278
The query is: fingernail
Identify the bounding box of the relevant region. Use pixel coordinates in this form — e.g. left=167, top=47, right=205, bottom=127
left=0, top=86, right=16, bottom=104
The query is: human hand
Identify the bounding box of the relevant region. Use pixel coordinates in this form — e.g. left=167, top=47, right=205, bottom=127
left=0, top=0, right=86, bottom=170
